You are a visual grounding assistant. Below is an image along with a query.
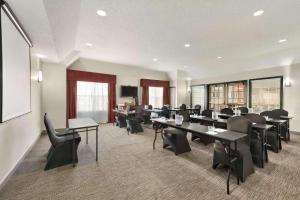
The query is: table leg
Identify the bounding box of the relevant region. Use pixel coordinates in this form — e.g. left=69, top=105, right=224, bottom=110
left=264, top=129, right=268, bottom=163
left=287, top=120, right=290, bottom=141
left=96, top=126, right=98, bottom=162
left=235, top=141, right=239, bottom=185
left=278, top=124, right=282, bottom=150
left=86, top=128, right=88, bottom=144
left=73, top=130, right=75, bottom=167
left=153, top=127, right=158, bottom=150
left=227, top=143, right=231, bottom=195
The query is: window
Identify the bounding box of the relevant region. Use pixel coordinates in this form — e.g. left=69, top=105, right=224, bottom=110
left=77, top=81, right=108, bottom=123
left=191, top=85, right=206, bottom=110
left=208, top=84, right=225, bottom=111
left=208, top=81, right=247, bottom=111
left=250, top=77, right=283, bottom=113
left=149, top=87, right=163, bottom=108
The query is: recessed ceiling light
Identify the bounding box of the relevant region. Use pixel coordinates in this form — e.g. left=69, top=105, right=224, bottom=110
left=183, top=65, right=188, bottom=68
left=278, top=39, right=287, bottom=43
left=253, top=10, right=264, bottom=17
left=97, top=10, right=107, bottom=16
left=217, top=56, right=223, bottom=59
left=184, top=43, right=191, bottom=48
left=36, top=54, right=46, bottom=58
left=153, top=58, right=158, bottom=62
left=86, top=42, right=93, bottom=47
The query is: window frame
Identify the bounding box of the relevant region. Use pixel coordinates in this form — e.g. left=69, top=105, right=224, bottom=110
left=190, top=84, right=207, bottom=109
left=249, top=76, right=283, bottom=110
left=206, top=80, right=248, bottom=110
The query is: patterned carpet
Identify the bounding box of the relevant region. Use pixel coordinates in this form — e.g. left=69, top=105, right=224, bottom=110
left=0, top=124, right=300, bottom=200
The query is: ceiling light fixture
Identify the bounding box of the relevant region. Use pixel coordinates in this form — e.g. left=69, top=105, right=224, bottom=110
left=278, top=39, right=287, bottom=43
left=86, top=42, right=93, bottom=47
left=183, top=65, right=188, bottom=68
left=97, top=10, right=107, bottom=16
left=153, top=58, right=158, bottom=62
left=184, top=43, right=191, bottom=48
left=217, top=56, right=223, bottom=59
left=253, top=10, right=264, bottom=17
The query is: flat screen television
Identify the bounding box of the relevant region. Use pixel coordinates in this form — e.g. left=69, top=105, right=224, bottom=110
left=121, top=86, right=138, bottom=97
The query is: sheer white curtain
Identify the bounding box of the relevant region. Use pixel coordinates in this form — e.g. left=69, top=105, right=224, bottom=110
left=149, top=87, right=163, bottom=108
left=77, top=81, right=108, bottom=123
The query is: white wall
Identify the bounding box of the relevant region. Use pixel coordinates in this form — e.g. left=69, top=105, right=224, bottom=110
left=42, top=58, right=169, bottom=128
left=0, top=56, right=42, bottom=186
left=191, top=64, right=300, bottom=132
left=42, top=62, right=67, bottom=129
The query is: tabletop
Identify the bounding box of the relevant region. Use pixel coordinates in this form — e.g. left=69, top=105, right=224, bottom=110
left=68, top=118, right=99, bottom=129
left=152, top=118, right=247, bottom=142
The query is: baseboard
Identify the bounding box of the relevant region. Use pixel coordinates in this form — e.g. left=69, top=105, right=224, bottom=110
left=0, top=132, right=42, bottom=191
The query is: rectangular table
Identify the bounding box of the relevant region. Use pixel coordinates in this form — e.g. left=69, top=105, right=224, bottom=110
left=68, top=118, right=99, bottom=167
left=190, top=115, right=273, bottom=167
left=152, top=118, right=247, bottom=194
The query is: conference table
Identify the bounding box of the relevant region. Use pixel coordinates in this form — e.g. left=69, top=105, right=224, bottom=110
left=152, top=118, right=247, bottom=194
left=190, top=115, right=273, bottom=166
left=68, top=118, right=99, bottom=167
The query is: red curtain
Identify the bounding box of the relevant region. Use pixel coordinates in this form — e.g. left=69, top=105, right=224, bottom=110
left=67, top=69, right=116, bottom=123
left=140, top=79, right=170, bottom=106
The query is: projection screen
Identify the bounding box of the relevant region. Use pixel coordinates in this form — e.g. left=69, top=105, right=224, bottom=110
left=0, top=2, right=32, bottom=122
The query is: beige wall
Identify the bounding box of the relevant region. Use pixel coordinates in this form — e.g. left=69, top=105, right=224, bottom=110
left=42, top=58, right=169, bottom=128
left=42, top=62, right=67, bottom=129
left=191, top=63, right=300, bottom=132
left=0, top=56, right=42, bottom=186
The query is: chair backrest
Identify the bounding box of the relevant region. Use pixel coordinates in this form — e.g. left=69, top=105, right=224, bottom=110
left=244, top=113, right=266, bottom=124
left=227, top=116, right=252, bottom=136
left=44, top=113, right=60, bottom=147
left=194, top=104, right=201, bottom=115
left=161, top=106, right=170, bottom=118
left=202, top=109, right=212, bottom=118
left=271, top=109, right=288, bottom=119
left=260, top=110, right=277, bottom=119
left=180, top=104, right=187, bottom=110
left=221, top=108, right=234, bottom=115
left=148, top=105, right=153, bottom=109
left=238, top=107, right=249, bottom=114
left=179, top=110, right=189, bottom=122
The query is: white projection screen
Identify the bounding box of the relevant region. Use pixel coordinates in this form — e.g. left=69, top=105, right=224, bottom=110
left=0, top=5, right=31, bottom=122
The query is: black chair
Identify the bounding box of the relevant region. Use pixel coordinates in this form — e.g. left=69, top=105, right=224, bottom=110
left=178, top=105, right=189, bottom=122
left=148, top=105, right=153, bottom=110
left=260, top=111, right=280, bottom=152
left=212, top=116, right=254, bottom=182
left=44, top=113, right=81, bottom=170
left=193, top=104, right=201, bottom=115
left=238, top=107, right=249, bottom=114
left=191, top=109, right=215, bottom=145
left=126, top=105, right=144, bottom=134
left=162, top=128, right=191, bottom=155
left=221, top=108, right=234, bottom=115
left=244, top=113, right=268, bottom=168
left=271, top=109, right=289, bottom=141
left=160, top=106, right=170, bottom=118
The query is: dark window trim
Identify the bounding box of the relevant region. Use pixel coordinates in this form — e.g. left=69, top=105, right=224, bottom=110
left=249, top=76, right=283, bottom=109
left=207, top=80, right=248, bottom=110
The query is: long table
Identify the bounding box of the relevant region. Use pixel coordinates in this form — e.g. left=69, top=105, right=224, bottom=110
left=152, top=118, right=247, bottom=195
left=190, top=115, right=273, bottom=167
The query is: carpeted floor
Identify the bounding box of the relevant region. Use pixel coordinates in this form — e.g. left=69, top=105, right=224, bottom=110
left=1, top=124, right=300, bottom=200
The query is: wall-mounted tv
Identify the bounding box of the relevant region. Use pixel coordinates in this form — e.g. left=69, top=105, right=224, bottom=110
left=121, top=86, right=138, bottom=97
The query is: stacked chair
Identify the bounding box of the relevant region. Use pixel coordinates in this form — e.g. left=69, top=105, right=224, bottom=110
left=44, top=113, right=81, bottom=170
left=212, top=116, right=254, bottom=182
left=126, top=105, right=144, bottom=134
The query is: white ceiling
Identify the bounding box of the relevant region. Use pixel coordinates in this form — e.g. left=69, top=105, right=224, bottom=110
left=6, top=0, right=300, bottom=78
